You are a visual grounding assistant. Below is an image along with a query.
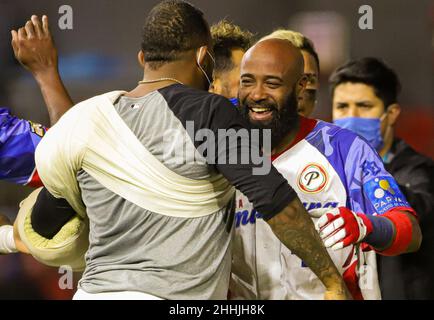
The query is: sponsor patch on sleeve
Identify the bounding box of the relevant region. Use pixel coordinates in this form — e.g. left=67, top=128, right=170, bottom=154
left=28, top=121, right=46, bottom=138
left=363, top=176, right=411, bottom=214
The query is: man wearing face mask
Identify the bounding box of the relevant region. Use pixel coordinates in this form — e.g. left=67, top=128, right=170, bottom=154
left=330, top=57, right=434, bottom=299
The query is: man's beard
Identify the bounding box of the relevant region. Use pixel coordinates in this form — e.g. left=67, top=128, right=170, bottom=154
left=239, top=90, right=299, bottom=148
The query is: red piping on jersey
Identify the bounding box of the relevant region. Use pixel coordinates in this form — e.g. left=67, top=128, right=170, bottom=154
left=342, top=245, right=356, bottom=269
left=271, top=116, right=318, bottom=162
left=25, top=126, right=49, bottom=188
left=27, top=169, right=43, bottom=188
left=343, top=260, right=364, bottom=300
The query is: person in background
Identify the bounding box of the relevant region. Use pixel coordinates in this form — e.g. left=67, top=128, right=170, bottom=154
left=1, top=15, right=72, bottom=263
left=11, top=15, right=73, bottom=126
left=330, top=57, right=434, bottom=299
left=209, top=20, right=253, bottom=103
left=1, top=14, right=78, bottom=300
left=260, top=29, right=320, bottom=117
left=0, top=15, right=73, bottom=187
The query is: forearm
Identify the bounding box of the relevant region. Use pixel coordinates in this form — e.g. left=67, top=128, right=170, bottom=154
left=12, top=15, right=73, bottom=125
left=404, top=213, right=422, bottom=252
left=365, top=211, right=422, bottom=255
left=266, top=198, right=347, bottom=293
left=34, top=68, right=73, bottom=125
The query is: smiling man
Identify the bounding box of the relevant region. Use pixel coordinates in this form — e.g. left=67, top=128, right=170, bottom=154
left=230, top=40, right=422, bottom=300
left=260, top=29, right=320, bottom=117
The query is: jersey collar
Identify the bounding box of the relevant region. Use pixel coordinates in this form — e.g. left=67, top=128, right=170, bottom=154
left=271, top=116, right=318, bottom=162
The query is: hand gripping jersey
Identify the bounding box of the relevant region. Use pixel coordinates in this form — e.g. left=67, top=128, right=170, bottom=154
left=230, top=117, right=414, bottom=300
left=0, top=108, right=45, bottom=186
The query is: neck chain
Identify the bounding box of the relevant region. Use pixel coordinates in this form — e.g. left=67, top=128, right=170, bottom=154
left=138, top=77, right=184, bottom=86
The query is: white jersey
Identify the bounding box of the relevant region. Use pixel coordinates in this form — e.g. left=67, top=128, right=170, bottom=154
left=230, top=118, right=413, bottom=300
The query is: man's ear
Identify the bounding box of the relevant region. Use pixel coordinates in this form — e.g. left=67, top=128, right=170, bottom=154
left=386, top=103, right=401, bottom=126
left=196, top=46, right=208, bottom=66
left=138, top=50, right=145, bottom=68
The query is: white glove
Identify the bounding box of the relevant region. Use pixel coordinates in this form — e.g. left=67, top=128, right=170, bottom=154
left=0, top=225, right=18, bottom=254
left=316, top=207, right=373, bottom=250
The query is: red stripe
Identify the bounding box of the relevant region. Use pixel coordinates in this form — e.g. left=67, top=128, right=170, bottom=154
left=271, top=117, right=317, bottom=161
left=342, top=246, right=355, bottom=269
left=342, top=260, right=364, bottom=300
left=378, top=210, right=414, bottom=256
left=27, top=169, right=44, bottom=188
left=384, top=206, right=418, bottom=221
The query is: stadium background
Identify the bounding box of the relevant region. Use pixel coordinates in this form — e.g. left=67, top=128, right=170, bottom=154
left=0, top=0, right=433, bottom=299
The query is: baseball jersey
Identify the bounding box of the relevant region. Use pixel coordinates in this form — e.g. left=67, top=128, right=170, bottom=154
left=75, top=84, right=297, bottom=299
left=0, top=107, right=45, bottom=186
left=230, top=117, right=414, bottom=300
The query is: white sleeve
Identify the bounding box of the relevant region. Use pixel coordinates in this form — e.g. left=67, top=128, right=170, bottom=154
left=35, top=101, right=90, bottom=218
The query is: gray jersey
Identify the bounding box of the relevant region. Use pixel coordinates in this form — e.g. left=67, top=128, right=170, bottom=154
left=76, top=84, right=296, bottom=299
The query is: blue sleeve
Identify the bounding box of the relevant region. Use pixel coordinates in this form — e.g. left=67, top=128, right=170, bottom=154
left=0, top=107, right=46, bottom=185
left=343, top=135, right=412, bottom=216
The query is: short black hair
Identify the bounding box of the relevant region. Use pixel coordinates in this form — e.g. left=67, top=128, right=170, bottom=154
left=329, top=57, right=401, bottom=107
left=141, top=0, right=211, bottom=69
left=211, top=20, right=254, bottom=75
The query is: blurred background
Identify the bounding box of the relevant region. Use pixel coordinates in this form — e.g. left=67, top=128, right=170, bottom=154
left=0, top=0, right=433, bottom=299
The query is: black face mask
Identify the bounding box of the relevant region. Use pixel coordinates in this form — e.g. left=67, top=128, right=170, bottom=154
left=238, top=88, right=299, bottom=148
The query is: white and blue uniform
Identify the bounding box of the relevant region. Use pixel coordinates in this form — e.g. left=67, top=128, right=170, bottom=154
left=0, top=107, right=45, bottom=186
left=230, top=117, right=413, bottom=300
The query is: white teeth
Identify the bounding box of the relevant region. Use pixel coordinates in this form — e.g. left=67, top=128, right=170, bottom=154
left=252, top=107, right=271, bottom=113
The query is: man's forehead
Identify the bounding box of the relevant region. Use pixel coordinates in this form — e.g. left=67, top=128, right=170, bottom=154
left=241, top=39, right=303, bottom=78
left=334, top=82, right=378, bottom=101
left=241, top=51, right=287, bottom=77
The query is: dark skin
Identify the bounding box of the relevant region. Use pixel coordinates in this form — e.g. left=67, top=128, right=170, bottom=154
left=5, top=15, right=72, bottom=253
left=130, top=41, right=349, bottom=299
left=135, top=41, right=350, bottom=300
left=239, top=39, right=304, bottom=154
left=11, top=15, right=73, bottom=126
left=8, top=27, right=349, bottom=298
left=129, top=46, right=214, bottom=98
left=239, top=39, right=351, bottom=300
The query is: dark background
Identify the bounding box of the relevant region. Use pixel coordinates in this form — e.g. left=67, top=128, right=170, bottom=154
left=0, top=0, right=433, bottom=299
